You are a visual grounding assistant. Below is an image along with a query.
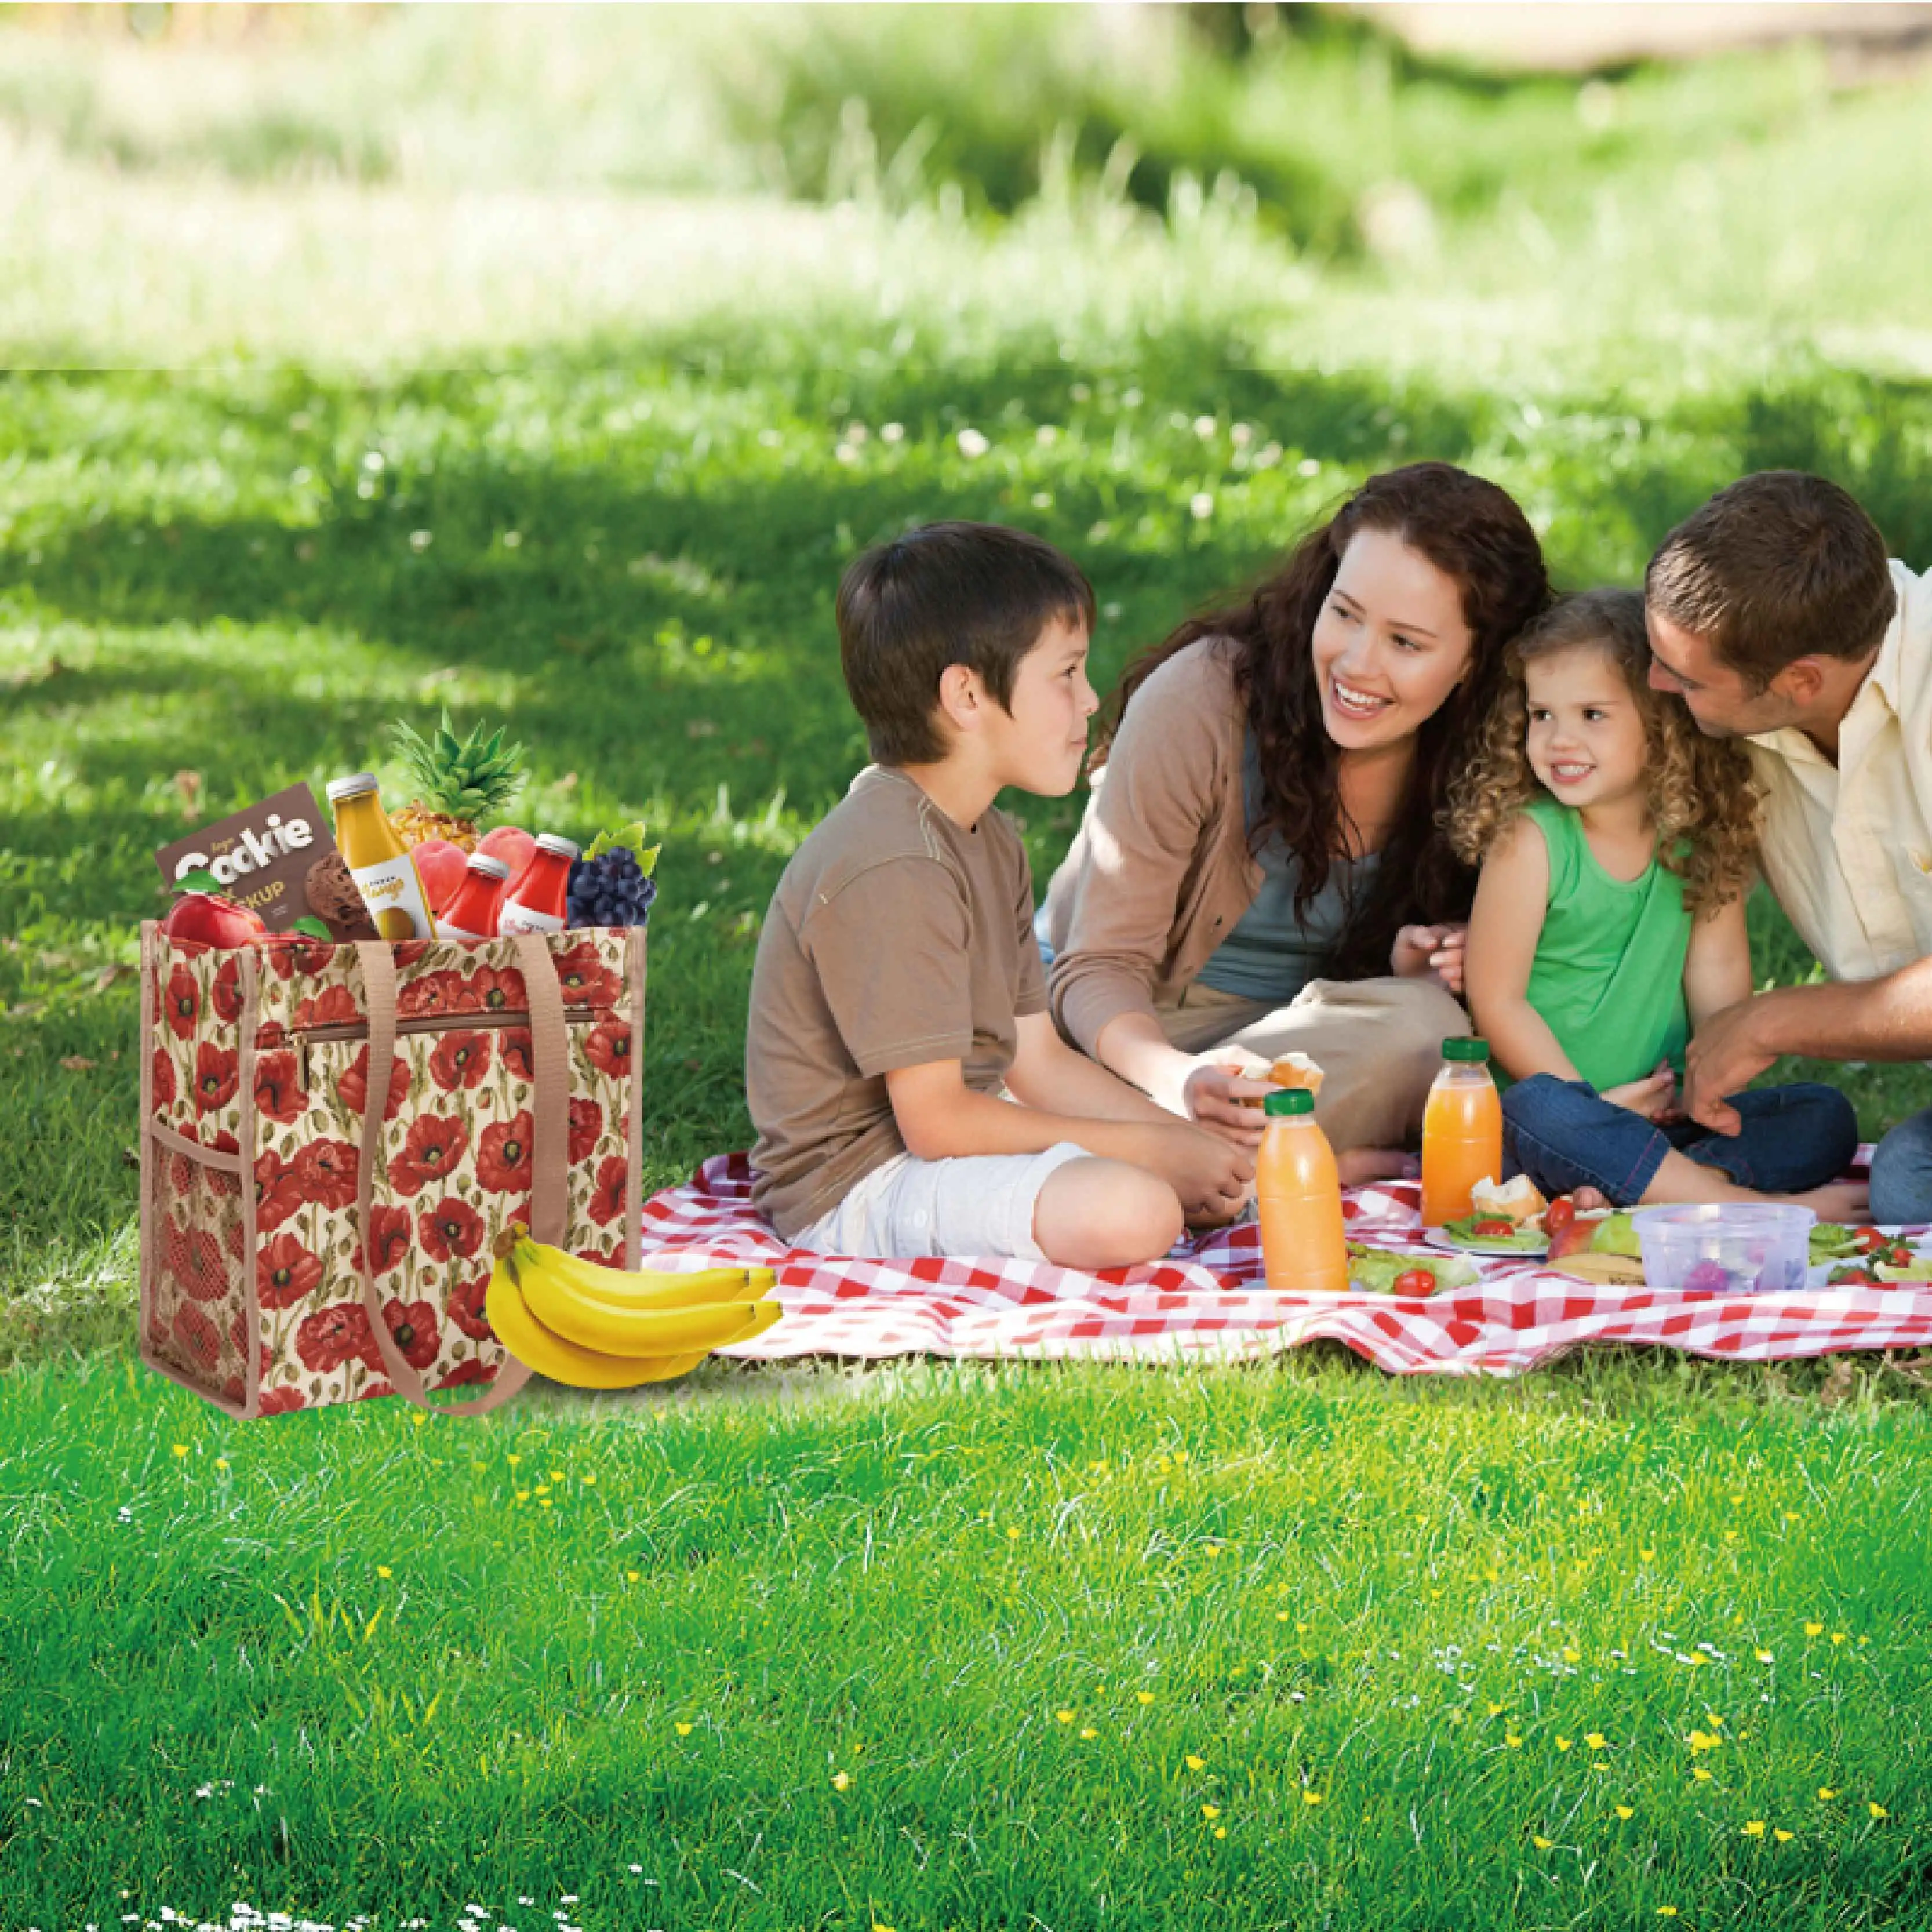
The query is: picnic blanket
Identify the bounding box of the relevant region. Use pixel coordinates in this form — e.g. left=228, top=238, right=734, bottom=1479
left=639, top=1154, right=1932, bottom=1377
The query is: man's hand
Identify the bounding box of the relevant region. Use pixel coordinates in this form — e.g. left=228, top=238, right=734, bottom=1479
left=1683, top=996, right=1781, bottom=1137
left=1179, top=1049, right=1274, bottom=1147
left=1393, top=922, right=1468, bottom=995
left=1602, top=1063, right=1679, bottom=1122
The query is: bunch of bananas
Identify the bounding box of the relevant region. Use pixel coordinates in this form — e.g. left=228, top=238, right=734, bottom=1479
left=485, top=1228, right=781, bottom=1389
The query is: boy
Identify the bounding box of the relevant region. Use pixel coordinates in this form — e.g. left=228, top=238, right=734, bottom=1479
left=747, top=521, right=1254, bottom=1268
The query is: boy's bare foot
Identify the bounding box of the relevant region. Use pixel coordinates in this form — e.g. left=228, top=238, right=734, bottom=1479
left=1789, top=1180, right=1871, bottom=1223
left=1337, top=1147, right=1411, bottom=1187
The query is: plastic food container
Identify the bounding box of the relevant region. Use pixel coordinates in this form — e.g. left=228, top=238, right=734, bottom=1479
left=1631, top=1203, right=1815, bottom=1295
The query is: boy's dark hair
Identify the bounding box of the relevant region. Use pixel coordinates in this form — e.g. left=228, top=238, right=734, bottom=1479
left=1646, top=471, right=1895, bottom=690
left=836, top=521, right=1096, bottom=765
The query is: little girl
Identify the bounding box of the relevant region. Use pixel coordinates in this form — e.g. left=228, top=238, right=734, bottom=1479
left=1449, top=588, right=1865, bottom=1216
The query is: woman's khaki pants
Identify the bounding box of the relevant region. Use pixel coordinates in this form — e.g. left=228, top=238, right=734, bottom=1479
left=1155, top=975, right=1469, bottom=1152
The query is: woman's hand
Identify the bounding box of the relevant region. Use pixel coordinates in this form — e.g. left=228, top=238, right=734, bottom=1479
left=1392, top=923, right=1468, bottom=995
left=1179, top=1048, right=1275, bottom=1148
left=1601, top=1065, right=1679, bottom=1122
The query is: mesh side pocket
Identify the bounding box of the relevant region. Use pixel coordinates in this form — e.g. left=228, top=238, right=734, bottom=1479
left=147, top=1146, right=249, bottom=1407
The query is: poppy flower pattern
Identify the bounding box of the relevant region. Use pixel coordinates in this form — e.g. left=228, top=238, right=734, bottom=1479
left=253, top=1050, right=304, bottom=1125
left=430, top=1029, right=493, bottom=1092
left=147, top=927, right=638, bottom=1413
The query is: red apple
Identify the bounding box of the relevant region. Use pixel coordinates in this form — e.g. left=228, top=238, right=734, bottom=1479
left=410, top=836, right=469, bottom=915
left=476, top=824, right=537, bottom=878
left=162, top=892, right=268, bottom=949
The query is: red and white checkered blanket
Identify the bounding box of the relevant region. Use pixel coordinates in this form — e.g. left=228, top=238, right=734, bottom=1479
left=640, top=1154, right=1932, bottom=1377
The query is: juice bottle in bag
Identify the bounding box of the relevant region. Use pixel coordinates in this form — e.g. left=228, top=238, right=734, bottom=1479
left=326, top=773, right=435, bottom=942
left=1421, top=1036, right=1503, bottom=1228
left=500, top=834, right=580, bottom=936
left=436, top=852, right=511, bottom=941
left=1256, top=1088, right=1349, bottom=1293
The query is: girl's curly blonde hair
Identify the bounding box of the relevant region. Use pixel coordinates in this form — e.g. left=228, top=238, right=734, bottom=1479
left=1442, top=588, right=1762, bottom=915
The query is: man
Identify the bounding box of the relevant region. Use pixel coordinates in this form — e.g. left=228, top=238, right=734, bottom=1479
left=1644, top=470, right=1932, bottom=1221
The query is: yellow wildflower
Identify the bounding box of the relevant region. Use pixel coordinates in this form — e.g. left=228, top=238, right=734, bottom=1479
left=1505, top=1732, right=1523, bottom=1749
left=1585, top=1733, right=1607, bottom=1750
left=1302, top=1791, right=1323, bottom=1806
left=1687, top=1731, right=1719, bottom=1753
left=1531, top=1835, right=1553, bottom=1850
left=1137, top=1691, right=1155, bottom=1705
left=1556, top=1737, right=1573, bottom=1752
left=172, top=1445, right=190, bottom=1460
left=1079, top=1728, right=1097, bottom=1741
left=675, top=1722, right=693, bottom=1737
left=1614, top=1806, right=1634, bottom=1821
left=1056, top=1711, right=1074, bottom=1725
left=1213, top=1826, right=1227, bottom=1840
left=1185, top=1754, right=1206, bottom=1771
left=1657, top=1909, right=1679, bottom=1919
left=1831, top=1631, right=1848, bottom=1645
left=214, top=1457, right=229, bottom=1471
left=1486, top=1702, right=1505, bottom=1717
left=1755, top=1649, right=1774, bottom=1664
left=1640, top=1548, right=1656, bottom=1562
left=1869, top=1802, right=1889, bottom=1820
left=1818, top=1788, right=1839, bottom=1801
left=1775, top=1828, right=1794, bottom=1843
left=1693, top=1768, right=1713, bottom=1783
left=376, top=1566, right=392, bottom=1580
left=1562, top=1646, right=1581, bottom=1664
left=624, top=1570, right=640, bottom=1583
left=1743, top=1820, right=1766, bottom=1838
left=1202, top=1804, right=1220, bottom=1821
left=1804, top=1621, right=1823, bottom=1636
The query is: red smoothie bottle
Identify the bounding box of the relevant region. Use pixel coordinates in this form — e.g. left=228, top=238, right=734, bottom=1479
left=499, top=834, right=580, bottom=936
left=436, top=853, right=511, bottom=941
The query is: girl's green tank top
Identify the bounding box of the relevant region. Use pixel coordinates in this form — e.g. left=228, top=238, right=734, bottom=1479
left=1520, top=796, right=1690, bottom=1092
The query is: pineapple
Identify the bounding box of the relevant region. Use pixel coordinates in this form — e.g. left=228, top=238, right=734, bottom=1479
left=387, top=711, right=528, bottom=851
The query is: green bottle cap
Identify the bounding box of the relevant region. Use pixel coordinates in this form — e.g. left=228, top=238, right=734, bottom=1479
left=1264, top=1087, right=1315, bottom=1116
left=1442, top=1036, right=1491, bottom=1064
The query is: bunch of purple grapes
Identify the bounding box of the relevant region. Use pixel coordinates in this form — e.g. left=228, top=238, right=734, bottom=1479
left=567, top=849, right=657, bottom=929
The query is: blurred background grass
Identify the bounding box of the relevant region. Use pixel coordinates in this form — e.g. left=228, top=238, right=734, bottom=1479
left=3, top=2, right=1931, bottom=1362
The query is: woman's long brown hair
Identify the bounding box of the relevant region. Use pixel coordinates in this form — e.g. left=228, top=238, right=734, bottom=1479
left=1093, top=461, right=1552, bottom=980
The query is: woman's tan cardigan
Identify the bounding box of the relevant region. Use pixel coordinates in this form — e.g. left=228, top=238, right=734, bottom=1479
left=1041, top=636, right=1265, bottom=1054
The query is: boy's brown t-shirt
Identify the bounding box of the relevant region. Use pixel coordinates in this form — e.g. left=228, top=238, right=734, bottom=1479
left=747, top=764, right=1047, bottom=1240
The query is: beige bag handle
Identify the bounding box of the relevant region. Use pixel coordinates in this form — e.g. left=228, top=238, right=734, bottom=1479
left=352, top=934, right=571, bottom=1416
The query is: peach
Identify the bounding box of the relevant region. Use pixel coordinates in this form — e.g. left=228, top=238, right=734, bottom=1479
left=410, top=837, right=468, bottom=915
left=475, top=824, right=537, bottom=879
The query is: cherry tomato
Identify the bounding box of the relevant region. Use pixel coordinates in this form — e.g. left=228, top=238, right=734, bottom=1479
left=1853, top=1226, right=1887, bottom=1253
left=1472, top=1218, right=1516, bottom=1239
left=1544, top=1196, right=1576, bottom=1238
left=1884, top=1244, right=1917, bottom=1269
left=1393, top=1268, right=1436, bottom=1296
left=1831, top=1266, right=1875, bottom=1286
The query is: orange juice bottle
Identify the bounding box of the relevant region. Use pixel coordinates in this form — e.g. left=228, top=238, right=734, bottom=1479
left=1256, top=1088, right=1348, bottom=1293
left=1421, top=1036, right=1503, bottom=1228
left=326, top=773, right=435, bottom=943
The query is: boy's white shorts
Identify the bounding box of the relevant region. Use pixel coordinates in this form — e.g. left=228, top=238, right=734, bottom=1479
left=792, top=1141, right=1089, bottom=1262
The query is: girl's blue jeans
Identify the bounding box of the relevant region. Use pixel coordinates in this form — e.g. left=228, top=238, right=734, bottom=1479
left=1502, top=1075, right=1857, bottom=1207
left=1870, top=1108, right=1932, bottom=1224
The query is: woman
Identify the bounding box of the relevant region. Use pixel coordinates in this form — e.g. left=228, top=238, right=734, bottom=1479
left=1040, top=461, right=1552, bottom=1177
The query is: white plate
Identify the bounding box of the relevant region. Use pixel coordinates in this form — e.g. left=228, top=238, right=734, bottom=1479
left=1423, top=1224, right=1549, bottom=1260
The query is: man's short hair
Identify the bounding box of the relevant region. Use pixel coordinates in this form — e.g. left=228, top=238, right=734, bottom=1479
left=836, top=521, right=1096, bottom=765
left=1645, top=471, right=1895, bottom=690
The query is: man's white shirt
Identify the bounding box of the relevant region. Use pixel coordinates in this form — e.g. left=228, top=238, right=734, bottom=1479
left=1748, top=558, right=1932, bottom=984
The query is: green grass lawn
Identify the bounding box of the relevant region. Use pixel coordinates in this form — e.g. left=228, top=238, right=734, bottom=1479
left=5, top=1349, right=1929, bottom=1931
left=5, top=11, right=1932, bottom=1924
